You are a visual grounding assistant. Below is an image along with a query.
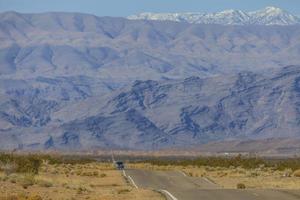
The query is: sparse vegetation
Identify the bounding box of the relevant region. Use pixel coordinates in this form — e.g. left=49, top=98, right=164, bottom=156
left=237, top=183, right=246, bottom=189
left=20, top=174, right=35, bottom=189
left=1, top=152, right=299, bottom=199
left=137, top=154, right=300, bottom=171
left=0, top=153, right=42, bottom=175
left=0, top=153, right=163, bottom=200
left=118, top=189, right=131, bottom=194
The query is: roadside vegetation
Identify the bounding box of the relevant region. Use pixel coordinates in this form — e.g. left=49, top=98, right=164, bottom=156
left=0, top=153, right=163, bottom=200
left=1, top=152, right=300, bottom=198
left=137, top=155, right=300, bottom=171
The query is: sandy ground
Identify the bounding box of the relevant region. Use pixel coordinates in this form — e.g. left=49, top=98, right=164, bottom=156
left=0, top=162, right=164, bottom=200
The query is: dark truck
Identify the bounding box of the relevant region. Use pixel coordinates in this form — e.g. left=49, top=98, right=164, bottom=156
left=115, top=161, right=125, bottom=170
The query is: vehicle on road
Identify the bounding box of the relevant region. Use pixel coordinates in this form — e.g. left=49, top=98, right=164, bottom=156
left=115, top=161, right=125, bottom=170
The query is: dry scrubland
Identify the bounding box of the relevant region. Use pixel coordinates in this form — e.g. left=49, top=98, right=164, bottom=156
left=1, top=153, right=300, bottom=200
left=129, top=156, right=300, bottom=190
left=0, top=154, right=163, bottom=200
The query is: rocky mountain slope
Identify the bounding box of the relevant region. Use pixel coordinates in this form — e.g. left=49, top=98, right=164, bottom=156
left=1, top=11, right=300, bottom=80
left=128, top=7, right=300, bottom=25
left=0, top=65, right=299, bottom=150
left=0, top=11, right=300, bottom=151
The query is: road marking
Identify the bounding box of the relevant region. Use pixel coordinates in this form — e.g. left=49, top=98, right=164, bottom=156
left=253, top=193, right=259, bottom=196
left=122, top=169, right=126, bottom=177
left=128, top=175, right=139, bottom=189
left=203, top=177, right=215, bottom=185
left=178, top=170, right=187, bottom=177
left=159, top=190, right=178, bottom=200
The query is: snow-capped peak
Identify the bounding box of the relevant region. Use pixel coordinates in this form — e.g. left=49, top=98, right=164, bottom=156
left=127, top=7, right=300, bottom=26
left=249, top=6, right=287, bottom=16
left=249, top=7, right=299, bottom=25
left=264, top=6, right=284, bottom=12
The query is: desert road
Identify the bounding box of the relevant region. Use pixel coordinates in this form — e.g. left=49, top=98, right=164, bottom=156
left=124, top=169, right=300, bottom=200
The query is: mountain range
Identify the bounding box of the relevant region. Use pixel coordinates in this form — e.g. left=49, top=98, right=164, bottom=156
left=0, top=11, right=300, bottom=152
left=128, top=7, right=300, bottom=26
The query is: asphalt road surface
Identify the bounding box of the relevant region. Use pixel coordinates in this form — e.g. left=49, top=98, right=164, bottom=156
left=124, top=169, right=300, bottom=200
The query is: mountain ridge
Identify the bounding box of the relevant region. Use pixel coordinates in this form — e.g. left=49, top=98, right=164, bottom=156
left=128, top=7, right=300, bottom=25
left=1, top=65, right=300, bottom=150
left=1, top=11, right=300, bottom=80
left=0, top=11, right=300, bottom=151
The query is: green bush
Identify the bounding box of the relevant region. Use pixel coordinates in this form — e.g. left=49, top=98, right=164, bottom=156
left=237, top=183, right=246, bottom=189
left=0, top=153, right=42, bottom=174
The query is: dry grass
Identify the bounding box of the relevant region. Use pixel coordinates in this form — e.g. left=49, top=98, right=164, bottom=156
left=293, top=169, right=300, bottom=177
left=0, top=162, right=163, bottom=200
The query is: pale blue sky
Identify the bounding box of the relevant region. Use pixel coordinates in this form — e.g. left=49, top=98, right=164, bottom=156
left=0, top=0, right=299, bottom=16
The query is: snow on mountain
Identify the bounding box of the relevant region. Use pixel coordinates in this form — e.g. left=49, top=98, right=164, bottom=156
left=128, top=7, right=300, bottom=25
left=249, top=7, right=300, bottom=25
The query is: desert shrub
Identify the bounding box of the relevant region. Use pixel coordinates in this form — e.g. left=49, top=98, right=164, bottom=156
left=274, top=159, right=300, bottom=171
left=82, top=171, right=94, bottom=176
left=8, top=174, right=19, bottom=183
left=51, top=169, right=58, bottom=174
left=77, top=186, right=88, bottom=194
left=93, top=171, right=99, bottom=176
left=141, top=155, right=267, bottom=169
left=27, top=195, right=43, bottom=200
left=20, top=174, right=35, bottom=189
left=1, top=163, right=17, bottom=175
left=217, top=172, right=227, bottom=177
left=0, top=153, right=42, bottom=174
left=237, top=183, right=246, bottom=189
left=249, top=172, right=258, bottom=177
left=138, top=155, right=300, bottom=171
left=1, top=175, right=9, bottom=181
left=282, top=169, right=293, bottom=177
left=37, top=180, right=53, bottom=187
left=45, top=155, right=95, bottom=165
left=10, top=178, right=17, bottom=183
left=100, top=173, right=107, bottom=178
left=293, top=169, right=300, bottom=177
left=76, top=170, right=82, bottom=176
left=118, top=189, right=131, bottom=194
left=0, top=153, right=97, bottom=175
left=18, top=156, right=41, bottom=174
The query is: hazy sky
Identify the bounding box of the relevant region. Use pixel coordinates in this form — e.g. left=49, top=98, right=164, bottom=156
left=0, top=0, right=299, bottom=16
